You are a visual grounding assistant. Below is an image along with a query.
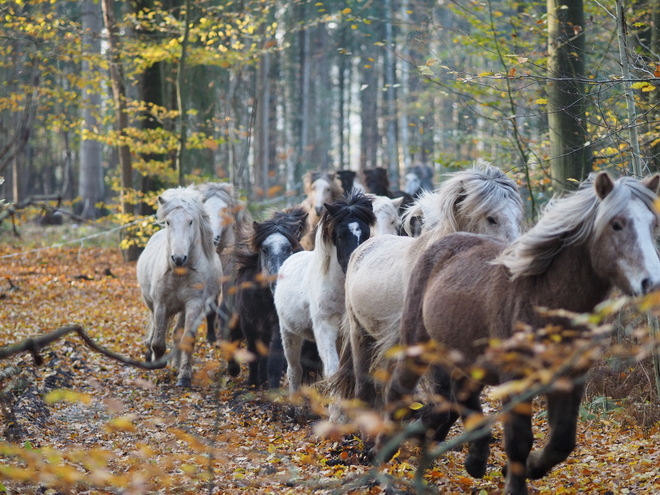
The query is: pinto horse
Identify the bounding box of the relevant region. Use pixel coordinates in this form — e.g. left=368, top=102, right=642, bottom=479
left=137, top=186, right=223, bottom=387
left=274, top=193, right=376, bottom=392
left=383, top=172, right=660, bottom=495
left=327, top=162, right=524, bottom=411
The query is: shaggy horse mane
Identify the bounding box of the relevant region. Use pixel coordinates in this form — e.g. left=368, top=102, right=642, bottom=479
left=497, top=174, right=659, bottom=279
left=402, top=159, right=522, bottom=236
left=197, top=182, right=252, bottom=237
left=234, top=207, right=309, bottom=274
left=156, top=186, right=217, bottom=261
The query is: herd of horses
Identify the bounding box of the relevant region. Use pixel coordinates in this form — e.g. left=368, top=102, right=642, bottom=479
left=134, top=162, right=660, bottom=495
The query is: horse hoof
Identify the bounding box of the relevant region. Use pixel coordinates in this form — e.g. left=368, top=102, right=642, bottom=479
left=227, top=362, right=240, bottom=377
left=464, top=455, right=487, bottom=478
left=176, top=377, right=192, bottom=388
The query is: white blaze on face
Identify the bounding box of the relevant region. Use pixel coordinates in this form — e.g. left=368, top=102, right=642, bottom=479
left=313, top=179, right=332, bottom=211
left=348, top=221, right=362, bottom=243
left=620, top=199, right=660, bottom=293
left=263, top=232, right=289, bottom=259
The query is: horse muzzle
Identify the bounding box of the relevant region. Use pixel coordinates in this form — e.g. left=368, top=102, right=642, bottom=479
left=171, top=254, right=188, bottom=267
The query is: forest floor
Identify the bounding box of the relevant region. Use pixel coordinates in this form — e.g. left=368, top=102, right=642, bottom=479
left=1, top=237, right=660, bottom=494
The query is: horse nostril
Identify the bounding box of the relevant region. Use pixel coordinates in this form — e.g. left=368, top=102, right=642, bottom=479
left=172, top=255, right=188, bottom=267
left=642, top=278, right=653, bottom=295
left=213, top=236, right=220, bottom=245
left=315, top=207, right=323, bottom=216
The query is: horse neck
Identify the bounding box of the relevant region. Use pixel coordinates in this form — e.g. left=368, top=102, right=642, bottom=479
left=527, top=242, right=611, bottom=313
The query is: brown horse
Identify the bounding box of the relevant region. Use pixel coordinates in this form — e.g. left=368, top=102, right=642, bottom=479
left=382, top=172, right=660, bottom=495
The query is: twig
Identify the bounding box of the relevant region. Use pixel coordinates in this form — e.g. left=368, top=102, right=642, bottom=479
left=0, top=324, right=170, bottom=370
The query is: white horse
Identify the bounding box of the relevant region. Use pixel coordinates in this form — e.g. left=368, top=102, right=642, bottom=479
left=137, top=186, right=223, bottom=388
left=299, top=171, right=345, bottom=250
left=197, top=182, right=251, bottom=344
left=327, top=162, right=525, bottom=408
left=371, top=195, right=404, bottom=236
left=274, top=193, right=376, bottom=393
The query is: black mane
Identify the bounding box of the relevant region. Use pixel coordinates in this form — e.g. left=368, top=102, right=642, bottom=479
left=320, top=192, right=376, bottom=244
left=235, top=207, right=308, bottom=273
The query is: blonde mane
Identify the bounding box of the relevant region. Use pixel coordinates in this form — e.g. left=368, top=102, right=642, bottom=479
left=197, top=182, right=252, bottom=239
left=157, top=186, right=217, bottom=262
left=497, top=175, right=659, bottom=279
left=402, top=160, right=522, bottom=236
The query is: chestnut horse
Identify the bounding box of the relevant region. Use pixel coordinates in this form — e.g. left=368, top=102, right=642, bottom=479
left=384, top=172, right=660, bottom=495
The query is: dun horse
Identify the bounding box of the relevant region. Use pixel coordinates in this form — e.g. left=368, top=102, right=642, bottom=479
left=137, top=186, right=223, bottom=387
left=383, top=173, right=660, bottom=495
left=328, top=163, right=524, bottom=410
left=300, top=171, right=344, bottom=250
left=232, top=207, right=308, bottom=389
left=274, top=193, right=376, bottom=392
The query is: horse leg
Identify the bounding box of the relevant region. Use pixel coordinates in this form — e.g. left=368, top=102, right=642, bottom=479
left=243, top=321, right=261, bottom=388
left=502, top=397, right=534, bottom=495
left=148, top=304, right=169, bottom=362
left=226, top=314, right=243, bottom=377
left=176, top=303, right=204, bottom=388
left=423, top=366, right=460, bottom=443
left=282, top=328, right=304, bottom=393
left=205, top=309, right=217, bottom=344
left=459, top=387, right=491, bottom=479
left=350, top=321, right=377, bottom=408
left=171, top=312, right=185, bottom=371
left=312, top=322, right=340, bottom=379
left=267, top=323, right=285, bottom=390
left=526, top=386, right=583, bottom=480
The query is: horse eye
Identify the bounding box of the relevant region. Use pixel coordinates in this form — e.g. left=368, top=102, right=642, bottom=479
left=189, top=220, right=193, bottom=225
left=487, top=216, right=497, bottom=225
left=612, top=221, right=623, bottom=231
left=166, top=221, right=170, bottom=226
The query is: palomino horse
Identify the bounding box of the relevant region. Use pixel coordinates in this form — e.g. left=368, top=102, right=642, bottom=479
left=300, top=171, right=344, bottom=250
left=232, top=207, right=308, bottom=389
left=137, top=186, right=223, bottom=387
left=383, top=173, right=660, bottom=495
left=327, top=163, right=524, bottom=410
left=274, top=193, right=376, bottom=392
left=197, top=182, right=251, bottom=344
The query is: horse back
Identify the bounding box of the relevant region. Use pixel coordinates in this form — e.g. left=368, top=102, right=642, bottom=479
left=401, top=233, right=507, bottom=364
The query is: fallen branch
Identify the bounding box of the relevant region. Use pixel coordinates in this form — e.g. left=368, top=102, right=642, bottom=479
left=0, top=324, right=170, bottom=369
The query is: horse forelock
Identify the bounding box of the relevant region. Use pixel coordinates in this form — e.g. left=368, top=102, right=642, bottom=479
left=498, top=176, right=659, bottom=279
left=156, top=186, right=216, bottom=261
left=250, top=209, right=307, bottom=253
left=408, top=162, right=521, bottom=235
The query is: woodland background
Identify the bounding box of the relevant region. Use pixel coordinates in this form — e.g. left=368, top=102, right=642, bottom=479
left=3, top=0, right=660, bottom=494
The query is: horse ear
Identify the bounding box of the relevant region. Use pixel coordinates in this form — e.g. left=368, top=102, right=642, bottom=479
left=157, top=195, right=166, bottom=205
left=253, top=220, right=260, bottom=230
left=327, top=171, right=336, bottom=180
left=324, top=202, right=340, bottom=216
left=594, top=172, right=614, bottom=200
left=392, top=196, right=404, bottom=209
left=642, top=173, right=660, bottom=194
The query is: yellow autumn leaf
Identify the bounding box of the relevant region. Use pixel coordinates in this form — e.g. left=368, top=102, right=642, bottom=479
left=535, top=98, right=548, bottom=104
left=341, top=7, right=351, bottom=14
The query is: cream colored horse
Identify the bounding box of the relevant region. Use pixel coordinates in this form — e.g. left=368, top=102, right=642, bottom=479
left=299, top=172, right=344, bottom=250
left=137, top=186, right=223, bottom=387
left=328, top=162, right=525, bottom=409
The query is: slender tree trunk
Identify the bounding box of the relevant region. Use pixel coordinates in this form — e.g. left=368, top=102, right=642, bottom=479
left=398, top=0, right=411, bottom=174
left=360, top=45, right=379, bottom=172
left=648, top=0, right=660, bottom=172
left=79, top=0, right=104, bottom=219
left=547, top=0, right=591, bottom=192
left=383, top=0, right=399, bottom=186
left=300, top=4, right=311, bottom=171
left=175, top=0, right=192, bottom=186
left=101, top=0, right=132, bottom=215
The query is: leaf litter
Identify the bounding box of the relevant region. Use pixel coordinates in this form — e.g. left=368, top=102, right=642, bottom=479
left=0, top=246, right=659, bottom=494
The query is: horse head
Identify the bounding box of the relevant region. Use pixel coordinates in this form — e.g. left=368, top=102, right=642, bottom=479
left=157, top=188, right=211, bottom=269
left=321, top=193, right=376, bottom=273
left=370, top=195, right=404, bottom=236
left=590, top=172, right=660, bottom=296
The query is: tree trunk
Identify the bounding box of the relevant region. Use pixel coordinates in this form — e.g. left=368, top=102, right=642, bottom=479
left=300, top=6, right=311, bottom=171
left=79, top=0, right=104, bottom=219
left=255, top=46, right=270, bottom=197
left=383, top=0, right=399, bottom=186
left=398, top=0, right=411, bottom=174
left=174, top=0, right=192, bottom=186
left=547, top=0, right=591, bottom=192
left=101, top=0, right=132, bottom=215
